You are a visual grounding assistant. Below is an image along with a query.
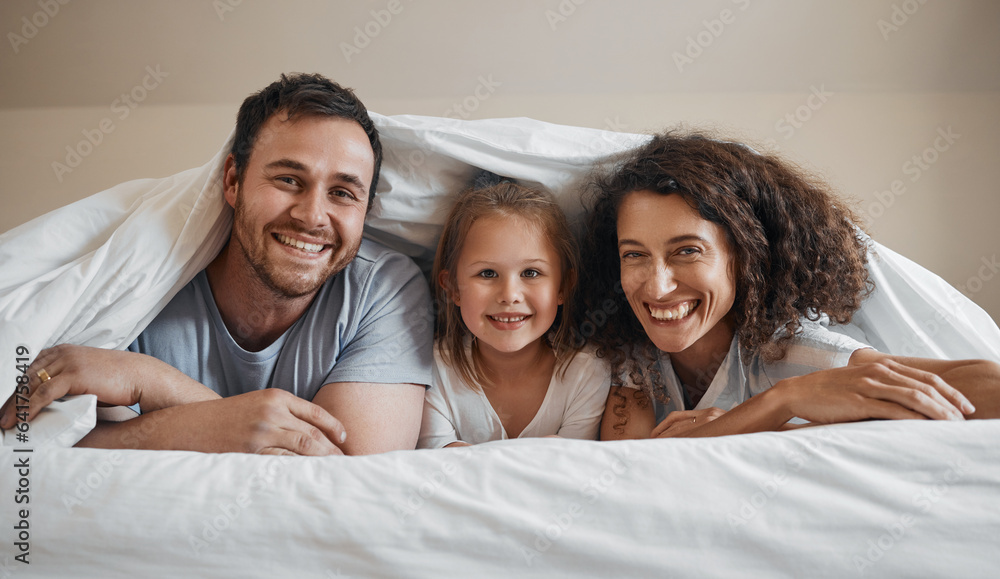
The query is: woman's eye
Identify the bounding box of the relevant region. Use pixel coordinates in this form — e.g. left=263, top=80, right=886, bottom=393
left=620, top=251, right=641, bottom=260
left=678, top=247, right=701, bottom=257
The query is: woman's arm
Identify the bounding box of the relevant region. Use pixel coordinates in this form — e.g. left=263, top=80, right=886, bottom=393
left=600, top=386, right=656, bottom=440
left=664, top=354, right=980, bottom=438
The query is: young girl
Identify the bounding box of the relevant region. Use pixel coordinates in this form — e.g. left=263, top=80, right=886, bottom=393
left=417, top=175, right=610, bottom=448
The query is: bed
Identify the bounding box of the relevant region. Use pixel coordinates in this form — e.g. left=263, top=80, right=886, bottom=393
left=2, top=114, right=999, bottom=577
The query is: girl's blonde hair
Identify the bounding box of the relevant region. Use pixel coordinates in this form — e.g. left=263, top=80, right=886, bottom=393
left=433, top=177, right=581, bottom=390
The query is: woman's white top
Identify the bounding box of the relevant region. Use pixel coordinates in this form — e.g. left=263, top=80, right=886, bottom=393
left=418, top=345, right=611, bottom=449
left=629, top=319, right=871, bottom=423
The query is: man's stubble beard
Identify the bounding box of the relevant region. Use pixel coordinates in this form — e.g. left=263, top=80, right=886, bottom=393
left=231, top=195, right=361, bottom=300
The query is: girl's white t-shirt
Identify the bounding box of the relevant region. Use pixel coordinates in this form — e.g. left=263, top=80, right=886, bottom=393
left=417, top=345, right=611, bottom=449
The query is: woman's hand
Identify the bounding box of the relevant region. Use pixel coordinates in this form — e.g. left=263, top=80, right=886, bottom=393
left=651, top=407, right=727, bottom=438
left=773, top=357, right=973, bottom=425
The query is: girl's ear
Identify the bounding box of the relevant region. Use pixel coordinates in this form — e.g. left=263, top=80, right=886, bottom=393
left=438, top=269, right=460, bottom=306
left=222, top=154, right=239, bottom=209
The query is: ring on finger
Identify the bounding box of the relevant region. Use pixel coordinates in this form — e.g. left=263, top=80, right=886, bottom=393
left=37, top=368, right=51, bottom=383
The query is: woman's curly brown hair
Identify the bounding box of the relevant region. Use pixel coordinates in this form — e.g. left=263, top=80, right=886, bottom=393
left=578, top=130, right=873, bottom=429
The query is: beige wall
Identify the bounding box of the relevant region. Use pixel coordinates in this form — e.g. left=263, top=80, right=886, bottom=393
left=1, top=0, right=998, bottom=320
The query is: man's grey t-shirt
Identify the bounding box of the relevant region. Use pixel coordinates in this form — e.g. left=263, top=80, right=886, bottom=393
left=129, top=238, right=434, bottom=403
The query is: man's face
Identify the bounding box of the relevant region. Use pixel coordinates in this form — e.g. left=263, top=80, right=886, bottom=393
left=225, top=113, right=374, bottom=299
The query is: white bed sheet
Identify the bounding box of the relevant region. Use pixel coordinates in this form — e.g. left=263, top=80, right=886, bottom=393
left=3, top=420, right=998, bottom=577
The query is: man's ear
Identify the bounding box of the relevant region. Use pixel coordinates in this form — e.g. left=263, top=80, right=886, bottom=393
left=222, top=154, right=239, bottom=209
left=438, top=270, right=459, bottom=306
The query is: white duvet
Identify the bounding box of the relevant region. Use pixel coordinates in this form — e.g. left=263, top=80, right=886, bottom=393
left=1, top=114, right=999, bottom=577
left=3, top=420, right=999, bottom=577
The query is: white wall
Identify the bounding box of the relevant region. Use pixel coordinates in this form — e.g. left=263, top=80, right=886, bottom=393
left=1, top=0, right=997, bottom=320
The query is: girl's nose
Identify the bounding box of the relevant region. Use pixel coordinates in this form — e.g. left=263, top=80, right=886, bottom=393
left=498, top=276, right=523, bottom=304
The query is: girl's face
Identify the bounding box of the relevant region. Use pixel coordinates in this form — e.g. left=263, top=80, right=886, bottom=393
left=444, top=214, right=565, bottom=356
left=616, top=190, right=736, bottom=355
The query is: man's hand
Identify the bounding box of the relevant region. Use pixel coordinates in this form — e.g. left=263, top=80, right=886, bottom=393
left=78, top=388, right=348, bottom=456
left=0, top=344, right=219, bottom=429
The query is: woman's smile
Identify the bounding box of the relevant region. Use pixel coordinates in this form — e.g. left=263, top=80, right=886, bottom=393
left=647, top=300, right=699, bottom=322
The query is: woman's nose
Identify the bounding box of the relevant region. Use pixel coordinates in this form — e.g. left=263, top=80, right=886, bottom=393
left=650, top=265, right=677, bottom=297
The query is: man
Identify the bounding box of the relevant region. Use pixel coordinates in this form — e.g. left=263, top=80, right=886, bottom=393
left=1, top=74, right=433, bottom=455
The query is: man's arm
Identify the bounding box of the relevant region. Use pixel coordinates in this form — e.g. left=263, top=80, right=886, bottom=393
left=849, top=349, right=1000, bottom=419
left=76, top=388, right=349, bottom=455
left=0, top=344, right=351, bottom=455
left=0, top=345, right=220, bottom=429
left=311, top=382, right=425, bottom=454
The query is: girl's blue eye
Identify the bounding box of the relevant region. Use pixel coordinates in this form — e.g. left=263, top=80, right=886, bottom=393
left=478, top=269, right=498, bottom=278
left=522, top=269, right=540, bottom=278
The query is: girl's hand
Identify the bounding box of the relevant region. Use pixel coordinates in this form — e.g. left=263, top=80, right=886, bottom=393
left=774, top=357, right=972, bottom=425
left=651, top=407, right=727, bottom=438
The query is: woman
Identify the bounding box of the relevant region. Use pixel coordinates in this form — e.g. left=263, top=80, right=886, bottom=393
left=579, top=130, right=1000, bottom=439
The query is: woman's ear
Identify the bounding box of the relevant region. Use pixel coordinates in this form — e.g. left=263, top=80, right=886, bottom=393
left=438, top=269, right=460, bottom=306
left=222, top=154, right=239, bottom=209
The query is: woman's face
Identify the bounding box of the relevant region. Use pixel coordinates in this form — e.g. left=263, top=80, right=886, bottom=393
left=616, top=190, right=737, bottom=355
